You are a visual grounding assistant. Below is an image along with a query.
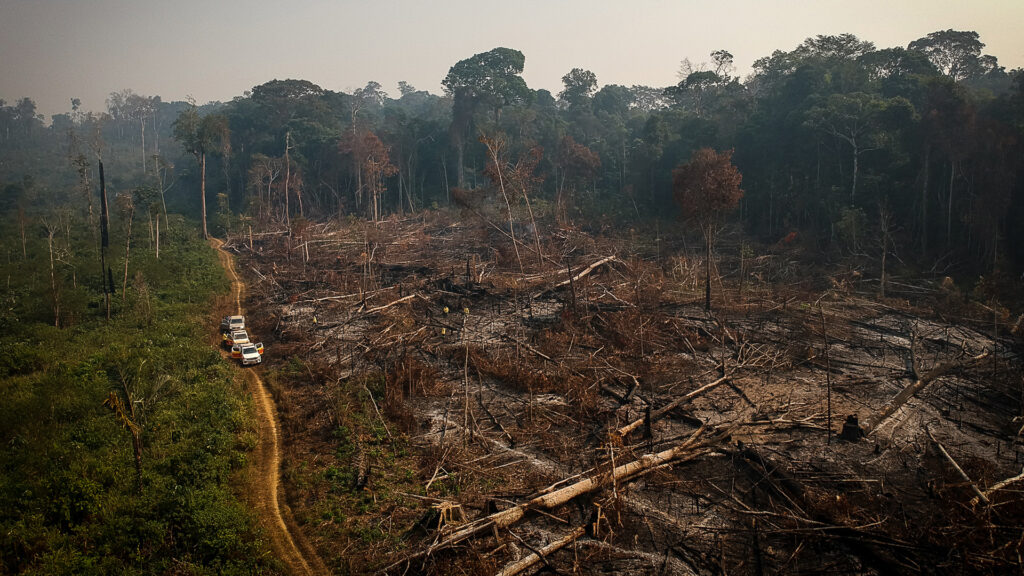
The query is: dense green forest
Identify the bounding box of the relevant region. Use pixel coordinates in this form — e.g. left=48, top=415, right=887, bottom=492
left=3, top=30, right=1022, bottom=278
left=0, top=205, right=276, bottom=571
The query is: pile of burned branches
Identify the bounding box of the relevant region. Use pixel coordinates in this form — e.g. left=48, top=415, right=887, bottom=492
left=226, top=214, right=1024, bottom=575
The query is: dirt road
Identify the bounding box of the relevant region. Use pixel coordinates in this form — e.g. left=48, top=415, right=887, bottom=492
left=211, top=238, right=326, bottom=576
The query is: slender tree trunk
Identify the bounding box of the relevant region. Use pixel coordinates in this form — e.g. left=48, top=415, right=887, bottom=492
left=122, top=200, right=134, bottom=305
left=880, top=237, right=888, bottom=298
left=139, top=118, right=146, bottom=173
left=155, top=216, right=159, bottom=260
left=520, top=185, right=543, bottom=268
left=879, top=203, right=890, bottom=299
left=819, top=308, right=832, bottom=445
left=157, top=164, right=171, bottom=234
left=455, top=142, right=465, bottom=189
left=46, top=224, right=59, bottom=327
left=441, top=157, right=450, bottom=205
left=284, top=132, right=291, bottom=229
left=407, top=157, right=415, bottom=213
left=99, top=161, right=111, bottom=320
left=850, top=139, right=859, bottom=203
left=704, top=225, right=712, bottom=311
left=921, top=145, right=929, bottom=255
left=947, top=161, right=955, bottom=247
left=484, top=142, right=523, bottom=275
left=131, top=431, right=143, bottom=493
left=200, top=152, right=208, bottom=239
left=18, top=207, right=27, bottom=260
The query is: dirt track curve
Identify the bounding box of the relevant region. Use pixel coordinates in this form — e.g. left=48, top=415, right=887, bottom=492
left=211, top=238, right=327, bottom=576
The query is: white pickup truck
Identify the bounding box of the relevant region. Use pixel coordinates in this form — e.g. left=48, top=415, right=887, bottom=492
left=220, top=315, right=245, bottom=333
left=232, top=342, right=265, bottom=365
left=224, top=329, right=251, bottom=348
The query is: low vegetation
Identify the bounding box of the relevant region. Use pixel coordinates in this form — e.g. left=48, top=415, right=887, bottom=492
left=0, top=204, right=277, bottom=574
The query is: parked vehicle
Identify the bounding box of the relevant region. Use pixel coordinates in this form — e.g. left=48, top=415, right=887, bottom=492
left=220, top=316, right=264, bottom=366
left=224, top=329, right=250, bottom=348
left=239, top=343, right=264, bottom=365
left=220, top=315, right=245, bottom=334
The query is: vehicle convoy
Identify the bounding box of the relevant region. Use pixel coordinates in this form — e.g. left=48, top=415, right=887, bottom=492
left=220, top=315, right=265, bottom=365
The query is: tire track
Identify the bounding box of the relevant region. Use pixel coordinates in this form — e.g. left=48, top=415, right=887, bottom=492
left=211, top=238, right=327, bottom=576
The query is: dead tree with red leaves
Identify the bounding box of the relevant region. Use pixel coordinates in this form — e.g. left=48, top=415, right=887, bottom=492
left=555, top=135, right=600, bottom=226
left=341, top=130, right=398, bottom=222
left=672, top=148, right=743, bottom=311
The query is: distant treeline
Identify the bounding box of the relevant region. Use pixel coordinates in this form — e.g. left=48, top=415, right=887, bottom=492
left=3, top=29, right=1023, bottom=274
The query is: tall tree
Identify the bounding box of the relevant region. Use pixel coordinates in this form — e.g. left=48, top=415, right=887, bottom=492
left=908, top=30, right=996, bottom=82
left=559, top=68, right=598, bottom=109
left=442, top=47, right=531, bottom=186
left=124, top=92, right=156, bottom=172
left=805, top=92, right=912, bottom=202
left=99, top=161, right=112, bottom=320
left=673, top=148, right=744, bottom=311
left=13, top=97, right=38, bottom=137
left=116, top=191, right=136, bottom=305
left=172, top=103, right=230, bottom=239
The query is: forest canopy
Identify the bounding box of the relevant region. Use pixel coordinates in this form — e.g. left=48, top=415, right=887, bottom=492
left=2, top=32, right=1023, bottom=276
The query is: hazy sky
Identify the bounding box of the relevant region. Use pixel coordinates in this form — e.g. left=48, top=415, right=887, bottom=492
left=2, top=0, right=1023, bottom=119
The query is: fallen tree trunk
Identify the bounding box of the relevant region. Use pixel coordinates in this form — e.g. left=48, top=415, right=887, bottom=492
left=361, top=293, right=416, bottom=315
left=384, top=423, right=728, bottom=572
left=927, top=427, right=989, bottom=505
left=616, top=375, right=729, bottom=437
left=495, top=526, right=586, bottom=576
left=864, top=351, right=988, bottom=434
left=533, top=255, right=617, bottom=299
left=973, top=467, right=1024, bottom=505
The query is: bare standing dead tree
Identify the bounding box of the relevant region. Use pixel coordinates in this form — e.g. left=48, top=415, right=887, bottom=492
left=41, top=218, right=61, bottom=327
left=481, top=132, right=525, bottom=275
left=116, top=192, right=135, bottom=305
left=673, top=148, right=743, bottom=310
left=879, top=200, right=892, bottom=298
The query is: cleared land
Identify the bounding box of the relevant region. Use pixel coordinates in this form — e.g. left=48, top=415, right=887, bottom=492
left=222, top=214, right=1023, bottom=575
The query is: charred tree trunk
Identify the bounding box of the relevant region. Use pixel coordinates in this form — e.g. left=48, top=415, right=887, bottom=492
left=121, top=197, right=135, bottom=305
left=704, top=225, right=713, bottom=311
left=921, top=145, right=929, bottom=255
left=99, top=161, right=111, bottom=320
left=45, top=221, right=60, bottom=327
left=284, top=131, right=291, bottom=230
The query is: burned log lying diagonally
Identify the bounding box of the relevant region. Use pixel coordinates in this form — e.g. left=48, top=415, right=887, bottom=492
left=382, top=423, right=733, bottom=573
left=532, top=255, right=618, bottom=300
left=616, top=374, right=730, bottom=438
left=494, top=526, right=587, bottom=576
left=864, top=351, right=989, bottom=435
left=926, top=426, right=988, bottom=506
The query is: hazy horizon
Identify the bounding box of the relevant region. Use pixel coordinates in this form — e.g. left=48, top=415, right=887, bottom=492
left=2, top=0, right=1023, bottom=119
